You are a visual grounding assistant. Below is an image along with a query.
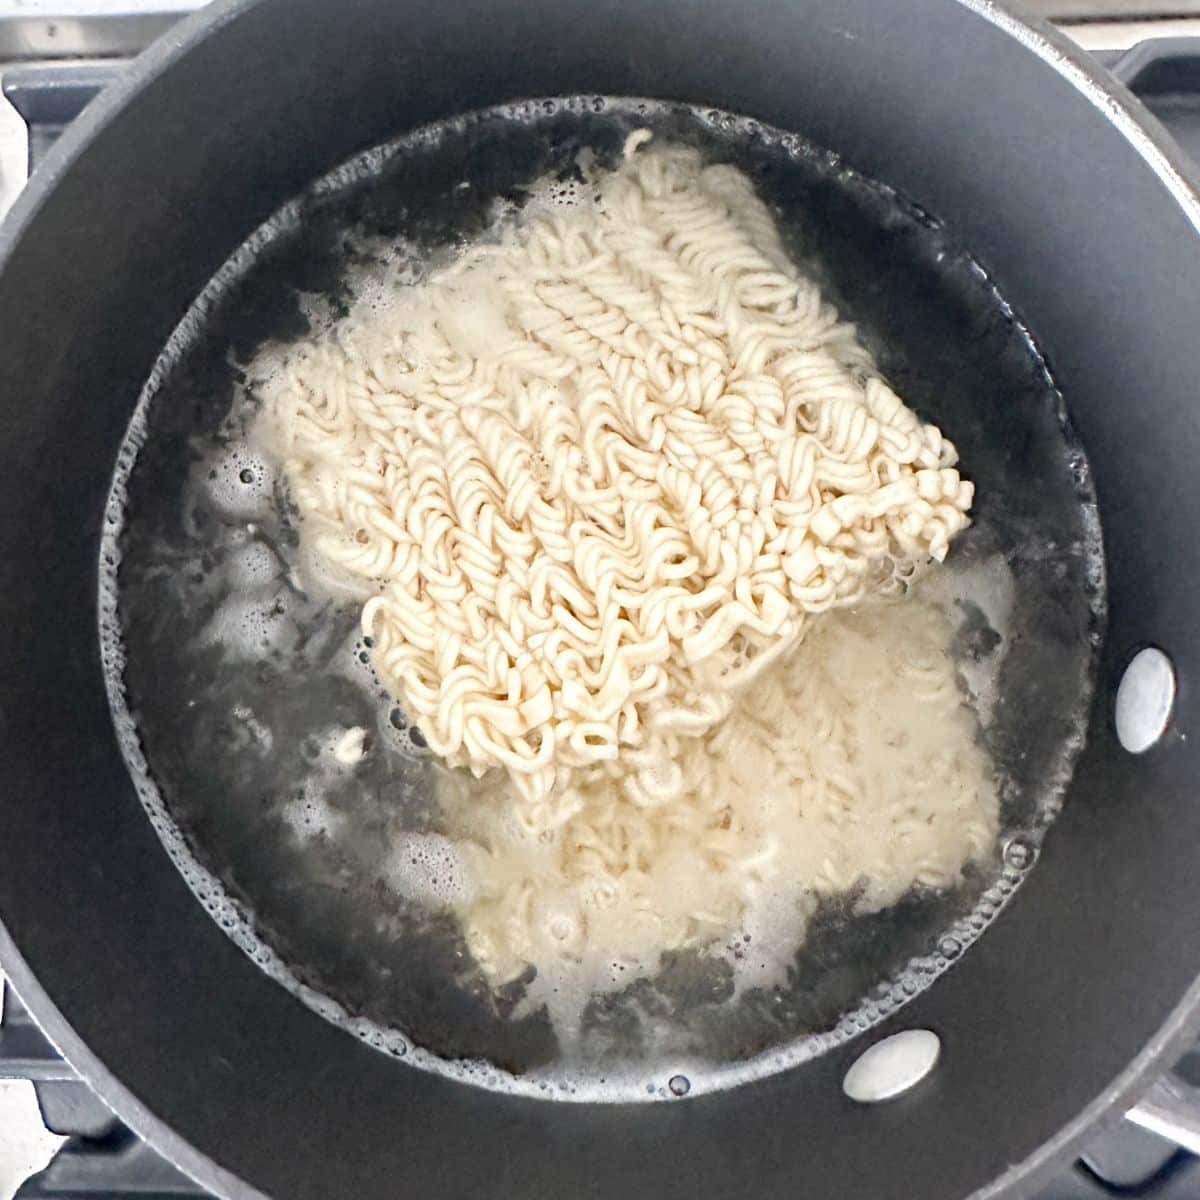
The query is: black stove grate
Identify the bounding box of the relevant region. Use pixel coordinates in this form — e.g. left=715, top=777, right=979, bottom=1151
left=1, top=984, right=203, bottom=1197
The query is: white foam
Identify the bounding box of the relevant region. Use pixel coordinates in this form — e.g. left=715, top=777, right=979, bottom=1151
left=341, top=236, right=425, bottom=318
left=332, top=726, right=368, bottom=766
left=920, top=554, right=1017, bottom=728
left=281, top=782, right=344, bottom=841
left=231, top=703, right=274, bottom=754
left=384, top=832, right=477, bottom=907
left=525, top=173, right=592, bottom=216
left=721, top=886, right=816, bottom=999
left=202, top=588, right=298, bottom=657
left=204, top=448, right=274, bottom=522
left=226, top=541, right=280, bottom=589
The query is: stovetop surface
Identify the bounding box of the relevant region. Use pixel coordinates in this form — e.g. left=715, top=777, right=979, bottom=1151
left=2, top=20, right=1200, bottom=1200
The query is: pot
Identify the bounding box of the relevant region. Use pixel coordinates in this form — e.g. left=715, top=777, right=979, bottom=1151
left=2, top=2, right=1200, bottom=1196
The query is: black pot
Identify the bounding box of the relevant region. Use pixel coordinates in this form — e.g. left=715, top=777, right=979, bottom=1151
left=2, top=2, right=1200, bottom=1197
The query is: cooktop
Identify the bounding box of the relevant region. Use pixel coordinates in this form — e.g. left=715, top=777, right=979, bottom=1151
left=2, top=18, right=1200, bottom=1200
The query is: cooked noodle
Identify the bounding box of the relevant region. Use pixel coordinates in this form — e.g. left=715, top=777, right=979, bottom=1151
left=256, top=132, right=989, bottom=992
left=439, top=596, right=997, bottom=990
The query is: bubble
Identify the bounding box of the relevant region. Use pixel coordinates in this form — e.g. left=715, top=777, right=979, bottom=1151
left=384, top=832, right=476, bottom=907
left=668, top=1074, right=691, bottom=1097
left=1002, top=835, right=1037, bottom=871
left=227, top=542, right=279, bottom=589
left=205, top=449, right=274, bottom=521
left=204, top=590, right=298, bottom=656
left=931, top=931, right=960, bottom=960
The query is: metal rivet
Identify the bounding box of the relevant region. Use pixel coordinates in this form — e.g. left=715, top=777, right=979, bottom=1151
left=843, top=1029, right=940, bottom=1103
left=1115, top=647, right=1176, bottom=754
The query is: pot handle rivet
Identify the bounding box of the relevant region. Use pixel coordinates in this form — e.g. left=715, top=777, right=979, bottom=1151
left=843, top=1029, right=940, bottom=1103
left=1115, top=647, right=1176, bottom=754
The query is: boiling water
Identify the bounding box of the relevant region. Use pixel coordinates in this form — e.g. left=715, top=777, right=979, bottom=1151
left=100, top=98, right=1105, bottom=1101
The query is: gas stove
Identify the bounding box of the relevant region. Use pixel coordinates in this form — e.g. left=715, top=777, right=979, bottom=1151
left=2, top=5, right=1200, bottom=1198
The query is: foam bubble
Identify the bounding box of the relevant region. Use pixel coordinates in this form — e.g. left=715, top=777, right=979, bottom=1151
left=332, top=635, right=436, bottom=762
left=281, top=782, right=344, bottom=841
left=341, top=236, right=425, bottom=317
left=205, top=449, right=274, bottom=522
left=226, top=541, right=280, bottom=589
left=526, top=173, right=592, bottom=216
left=203, top=588, right=298, bottom=656
left=720, top=887, right=816, bottom=999
left=384, top=832, right=476, bottom=907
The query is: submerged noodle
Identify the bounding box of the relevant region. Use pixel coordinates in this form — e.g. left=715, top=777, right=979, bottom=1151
left=441, top=597, right=997, bottom=990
